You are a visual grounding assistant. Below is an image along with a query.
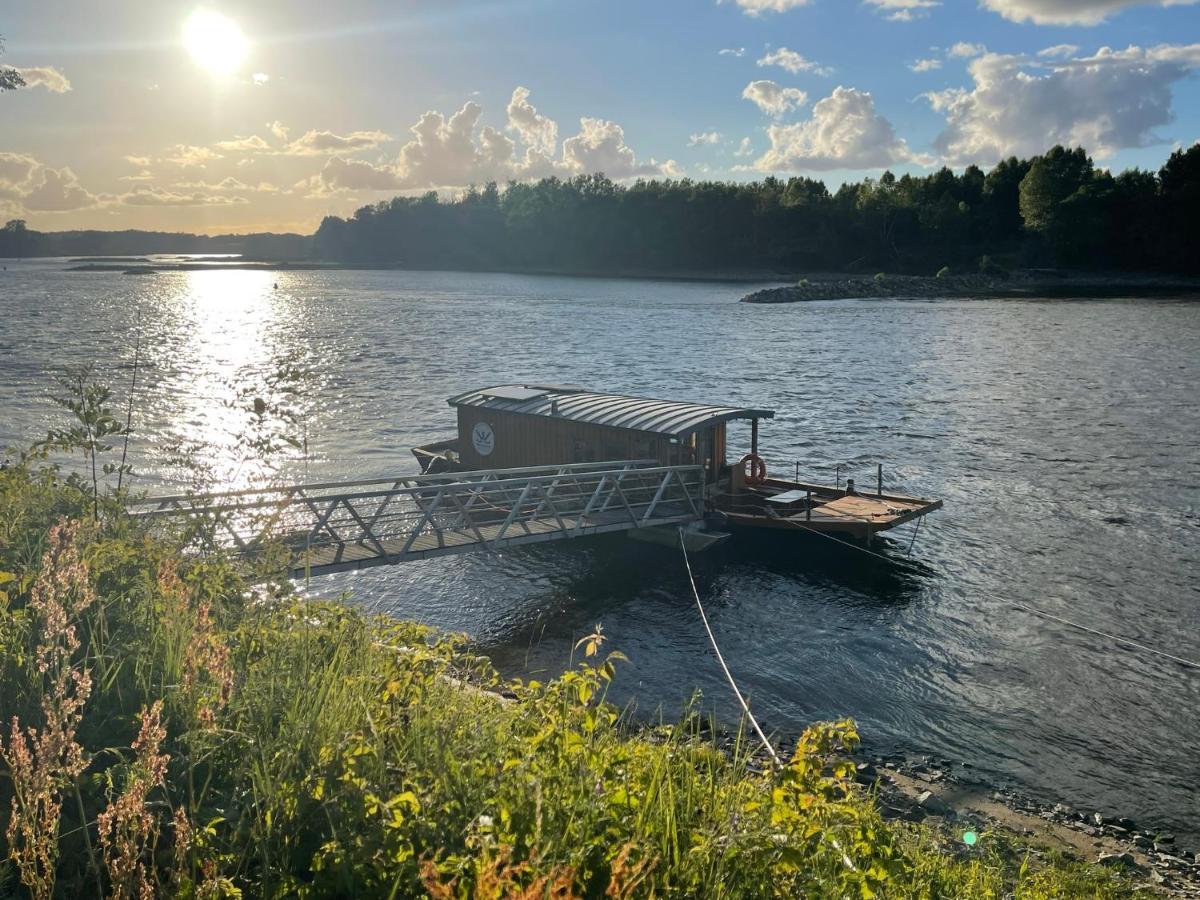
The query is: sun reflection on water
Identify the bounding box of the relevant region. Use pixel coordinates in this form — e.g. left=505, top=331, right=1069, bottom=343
left=161, top=268, right=307, bottom=493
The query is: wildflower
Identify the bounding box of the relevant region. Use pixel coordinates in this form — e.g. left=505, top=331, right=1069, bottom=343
left=97, top=700, right=170, bottom=900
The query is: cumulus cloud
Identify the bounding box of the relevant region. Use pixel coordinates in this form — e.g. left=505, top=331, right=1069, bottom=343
left=735, top=137, right=755, bottom=157
left=910, top=58, right=943, bottom=72
left=928, top=44, right=1200, bottom=164
left=562, top=118, right=679, bottom=178
left=981, top=0, right=1198, bottom=25
left=284, top=129, right=392, bottom=156
left=312, top=88, right=675, bottom=193
left=1039, top=44, right=1080, bottom=57
left=9, top=66, right=71, bottom=92
left=753, top=86, right=925, bottom=171
left=506, top=86, right=558, bottom=157
left=251, top=72, right=269, bottom=86
left=757, top=47, right=831, bottom=76
left=742, top=80, right=809, bottom=116
left=22, top=167, right=98, bottom=211
left=719, top=47, right=746, bottom=57
left=863, top=0, right=940, bottom=20
left=727, top=0, right=812, bottom=15
left=267, top=120, right=290, bottom=141
left=949, top=42, right=987, bottom=58
left=0, top=152, right=39, bottom=197
left=688, top=131, right=723, bottom=146
left=162, top=145, right=221, bottom=167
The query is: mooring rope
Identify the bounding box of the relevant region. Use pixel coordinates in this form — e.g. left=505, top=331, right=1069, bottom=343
left=772, top=516, right=1200, bottom=673
left=679, top=528, right=783, bottom=768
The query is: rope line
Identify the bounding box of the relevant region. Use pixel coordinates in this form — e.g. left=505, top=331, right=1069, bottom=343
left=767, top=516, right=1200, bottom=673
left=679, top=528, right=782, bottom=768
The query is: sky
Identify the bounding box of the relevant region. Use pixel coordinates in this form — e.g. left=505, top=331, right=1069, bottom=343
left=2, top=0, right=1199, bottom=235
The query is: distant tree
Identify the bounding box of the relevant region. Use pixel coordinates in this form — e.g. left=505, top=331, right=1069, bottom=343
left=1159, top=144, right=1200, bottom=273
left=0, top=37, right=25, bottom=91
left=1, top=218, right=30, bottom=257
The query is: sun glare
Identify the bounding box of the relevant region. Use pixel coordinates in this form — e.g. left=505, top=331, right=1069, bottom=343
left=183, top=9, right=248, bottom=77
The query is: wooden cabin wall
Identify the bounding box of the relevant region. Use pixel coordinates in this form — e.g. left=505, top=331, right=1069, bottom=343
left=455, top=408, right=729, bottom=478
left=456, top=407, right=670, bottom=470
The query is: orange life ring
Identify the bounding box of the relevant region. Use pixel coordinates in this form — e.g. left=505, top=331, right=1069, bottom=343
left=740, top=453, right=767, bottom=486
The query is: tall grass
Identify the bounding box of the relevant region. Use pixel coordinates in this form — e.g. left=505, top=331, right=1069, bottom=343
left=0, top=457, right=1138, bottom=898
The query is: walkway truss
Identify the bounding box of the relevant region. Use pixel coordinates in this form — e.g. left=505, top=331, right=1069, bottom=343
left=128, top=460, right=706, bottom=577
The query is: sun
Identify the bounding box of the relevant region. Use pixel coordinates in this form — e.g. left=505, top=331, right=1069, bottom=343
left=183, top=9, right=248, bottom=77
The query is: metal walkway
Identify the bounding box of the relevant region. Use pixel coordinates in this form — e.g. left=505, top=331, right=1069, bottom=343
left=128, top=460, right=705, bottom=577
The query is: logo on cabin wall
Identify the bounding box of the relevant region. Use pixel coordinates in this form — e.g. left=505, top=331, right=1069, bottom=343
left=472, top=422, right=496, bottom=457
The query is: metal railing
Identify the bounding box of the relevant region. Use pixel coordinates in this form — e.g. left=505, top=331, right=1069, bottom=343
left=128, top=460, right=706, bottom=573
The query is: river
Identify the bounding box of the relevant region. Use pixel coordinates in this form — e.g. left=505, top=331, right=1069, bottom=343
left=2, top=259, right=1198, bottom=842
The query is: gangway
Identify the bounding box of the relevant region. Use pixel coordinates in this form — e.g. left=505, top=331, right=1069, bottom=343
left=127, top=460, right=706, bottom=577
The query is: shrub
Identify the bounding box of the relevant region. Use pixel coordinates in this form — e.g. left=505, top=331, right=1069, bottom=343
left=874, top=272, right=886, bottom=282
left=936, top=266, right=952, bottom=278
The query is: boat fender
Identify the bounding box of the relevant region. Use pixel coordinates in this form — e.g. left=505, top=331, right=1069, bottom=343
left=740, top=453, right=767, bottom=486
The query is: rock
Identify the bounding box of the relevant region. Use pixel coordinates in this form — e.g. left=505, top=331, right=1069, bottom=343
left=1135, top=835, right=1154, bottom=849
left=1097, top=851, right=1137, bottom=869
left=1157, top=833, right=1176, bottom=844
left=1116, top=817, right=1137, bottom=830
left=854, top=762, right=878, bottom=784
left=1091, top=812, right=1106, bottom=827
left=916, top=790, right=952, bottom=817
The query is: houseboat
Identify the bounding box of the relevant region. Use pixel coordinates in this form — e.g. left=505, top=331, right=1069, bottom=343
left=413, top=384, right=941, bottom=545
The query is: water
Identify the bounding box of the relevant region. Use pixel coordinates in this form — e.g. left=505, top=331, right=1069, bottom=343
left=2, top=259, right=1199, bottom=841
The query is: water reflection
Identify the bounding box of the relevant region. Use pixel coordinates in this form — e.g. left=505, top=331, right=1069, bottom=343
left=157, top=269, right=307, bottom=492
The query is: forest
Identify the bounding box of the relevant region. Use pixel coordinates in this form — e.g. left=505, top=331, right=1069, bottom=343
left=312, top=144, right=1200, bottom=275
left=4, top=143, right=1199, bottom=275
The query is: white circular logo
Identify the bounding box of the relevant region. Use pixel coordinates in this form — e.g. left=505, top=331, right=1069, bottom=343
left=472, top=421, right=495, bottom=457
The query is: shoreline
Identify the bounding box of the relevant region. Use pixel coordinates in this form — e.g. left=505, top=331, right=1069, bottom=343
left=741, top=271, right=1200, bottom=303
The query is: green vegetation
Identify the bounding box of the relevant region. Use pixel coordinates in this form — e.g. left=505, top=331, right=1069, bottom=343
left=309, top=143, right=1200, bottom=276
left=0, top=459, right=1142, bottom=897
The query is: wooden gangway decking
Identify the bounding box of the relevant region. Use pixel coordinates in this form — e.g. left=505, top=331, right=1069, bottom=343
left=127, top=460, right=706, bottom=577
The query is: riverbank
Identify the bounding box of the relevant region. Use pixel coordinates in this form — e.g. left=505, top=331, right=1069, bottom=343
left=741, top=271, right=1200, bottom=303
left=0, top=456, right=1165, bottom=898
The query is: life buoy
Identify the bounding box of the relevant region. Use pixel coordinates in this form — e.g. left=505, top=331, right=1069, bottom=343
left=740, top=453, right=767, bottom=486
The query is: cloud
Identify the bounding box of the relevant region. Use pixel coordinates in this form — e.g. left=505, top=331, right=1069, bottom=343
left=735, top=137, right=755, bottom=157
left=928, top=44, right=1200, bottom=164
left=757, top=47, right=832, bottom=76
left=688, top=131, right=723, bottom=146
left=22, top=167, right=98, bottom=211
left=949, top=42, right=987, bottom=58
left=312, top=88, right=674, bottom=193
left=980, top=0, right=1198, bottom=24
left=910, top=58, right=943, bottom=72
left=284, top=129, right=392, bottom=156
left=251, top=72, right=269, bottom=86
left=163, top=145, right=222, bottom=167
left=215, top=135, right=272, bottom=153
left=719, top=48, right=746, bottom=57
left=752, top=86, right=925, bottom=171
left=0, top=153, right=39, bottom=197
left=727, top=0, right=812, bottom=15
left=562, top=118, right=679, bottom=178
left=863, top=0, right=940, bottom=20
left=119, top=187, right=249, bottom=206
left=506, top=86, right=558, bottom=157
left=9, top=66, right=71, bottom=93
left=1038, top=44, right=1081, bottom=57
left=119, top=170, right=155, bottom=182
left=267, top=121, right=290, bottom=141
left=742, top=80, right=809, bottom=116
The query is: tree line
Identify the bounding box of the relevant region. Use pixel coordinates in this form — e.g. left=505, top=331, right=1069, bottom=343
left=313, top=144, right=1200, bottom=275
left=4, top=144, right=1198, bottom=274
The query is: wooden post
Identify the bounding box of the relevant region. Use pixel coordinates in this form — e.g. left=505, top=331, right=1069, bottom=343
left=751, top=418, right=759, bottom=457
left=806, top=489, right=812, bottom=521
left=877, top=463, right=883, bottom=497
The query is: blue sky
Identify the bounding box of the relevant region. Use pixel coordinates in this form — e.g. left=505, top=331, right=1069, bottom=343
left=2, top=0, right=1199, bottom=233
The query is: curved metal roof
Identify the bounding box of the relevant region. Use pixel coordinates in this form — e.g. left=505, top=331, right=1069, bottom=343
left=448, top=384, right=774, bottom=438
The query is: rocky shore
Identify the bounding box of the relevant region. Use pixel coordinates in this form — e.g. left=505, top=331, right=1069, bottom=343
left=862, top=751, right=1200, bottom=898
left=742, top=271, right=1200, bottom=303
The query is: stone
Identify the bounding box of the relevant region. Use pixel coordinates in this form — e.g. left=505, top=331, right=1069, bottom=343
left=916, top=790, right=952, bottom=817
left=1097, top=851, right=1137, bottom=869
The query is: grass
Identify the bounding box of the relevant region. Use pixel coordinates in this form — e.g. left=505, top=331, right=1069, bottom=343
left=0, top=456, right=1140, bottom=898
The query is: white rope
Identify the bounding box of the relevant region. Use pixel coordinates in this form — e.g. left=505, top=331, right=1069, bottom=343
left=679, top=528, right=782, bottom=768
left=773, top=516, right=1200, bottom=673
